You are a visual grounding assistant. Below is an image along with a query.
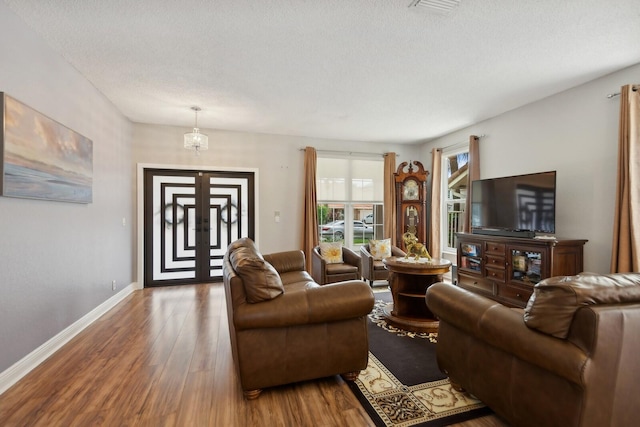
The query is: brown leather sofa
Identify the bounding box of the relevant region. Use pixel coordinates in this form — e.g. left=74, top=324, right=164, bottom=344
left=222, top=237, right=374, bottom=399
left=426, top=273, right=640, bottom=427
left=360, top=243, right=405, bottom=286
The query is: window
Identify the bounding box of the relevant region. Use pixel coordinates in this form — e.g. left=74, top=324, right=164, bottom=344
left=442, top=150, right=469, bottom=252
left=317, top=156, right=384, bottom=249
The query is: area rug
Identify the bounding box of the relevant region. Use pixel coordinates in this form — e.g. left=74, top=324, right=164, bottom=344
left=348, top=292, right=492, bottom=427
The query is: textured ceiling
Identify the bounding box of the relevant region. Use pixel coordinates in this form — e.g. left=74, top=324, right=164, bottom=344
left=4, top=0, right=640, bottom=143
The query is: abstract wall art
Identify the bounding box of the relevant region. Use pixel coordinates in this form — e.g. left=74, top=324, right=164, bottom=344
left=0, top=93, right=93, bottom=203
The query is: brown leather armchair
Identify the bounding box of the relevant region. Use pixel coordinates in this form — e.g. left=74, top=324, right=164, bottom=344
left=223, top=238, right=374, bottom=399
left=311, top=245, right=362, bottom=285
left=426, top=273, right=640, bottom=427
left=360, top=243, right=405, bottom=286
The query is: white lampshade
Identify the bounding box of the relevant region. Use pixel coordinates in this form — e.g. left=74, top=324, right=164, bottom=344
left=184, top=128, right=209, bottom=153
left=184, top=106, right=208, bottom=155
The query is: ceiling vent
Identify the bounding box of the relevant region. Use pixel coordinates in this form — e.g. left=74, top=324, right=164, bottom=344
left=409, top=0, right=461, bottom=13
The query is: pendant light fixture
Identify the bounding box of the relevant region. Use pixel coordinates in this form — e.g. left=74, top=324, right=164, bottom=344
left=184, top=106, right=208, bottom=155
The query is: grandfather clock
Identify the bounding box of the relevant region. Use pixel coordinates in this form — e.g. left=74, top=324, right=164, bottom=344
left=395, top=161, right=428, bottom=251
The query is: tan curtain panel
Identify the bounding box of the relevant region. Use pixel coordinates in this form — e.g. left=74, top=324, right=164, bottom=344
left=303, top=147, right=319, bottom=273
left=429, top=148, right=442, bottom=258
left=610, top=85, right=640, bottom=273
left=383, top=153, right=397, bottom=246
left=463, top=135, right=480, bottom=233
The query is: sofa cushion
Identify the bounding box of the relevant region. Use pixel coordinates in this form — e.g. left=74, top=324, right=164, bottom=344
left=283, top=280, right=320, bottom=293
left=524, top=272, right=640, bottom=338
left=373, top=260, right=386, bottom=271
left=279, top=269, right=314, bottom=286
left=319, top=241, right=343, bottom=264
left=369, top=238, right=391, bottom=260
left=326, top=262, right=358, bottom=274
left=229, top=244, right=284, bottom=303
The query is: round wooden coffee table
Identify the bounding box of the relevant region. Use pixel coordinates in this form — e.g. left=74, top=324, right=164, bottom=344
left=382, top=256, right=452, bottom=333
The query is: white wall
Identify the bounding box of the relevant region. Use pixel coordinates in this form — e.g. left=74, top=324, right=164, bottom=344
left=422, top=62, right=640, bottom=274
left=132, top=123, right=420, bottom=276
left=0, top=4, right=133, bottom=372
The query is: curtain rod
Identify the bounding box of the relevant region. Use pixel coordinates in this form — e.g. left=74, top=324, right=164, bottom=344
left=607, top=85, right=639, bottom=98
left=439, top=134, right=485, bottom=151
left=300, top=148, right=395, bottom=158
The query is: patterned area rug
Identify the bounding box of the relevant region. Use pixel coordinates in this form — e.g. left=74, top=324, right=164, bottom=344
left=368, top=300, right=438, bottom=341
left=349, top=293, right=491, bottom=427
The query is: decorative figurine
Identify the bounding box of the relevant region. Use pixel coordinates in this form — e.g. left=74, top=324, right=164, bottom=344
left=402, top=232, right=431, bottom=260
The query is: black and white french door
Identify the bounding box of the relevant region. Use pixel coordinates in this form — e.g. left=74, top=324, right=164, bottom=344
left=143, top=169, right=255, bottom=287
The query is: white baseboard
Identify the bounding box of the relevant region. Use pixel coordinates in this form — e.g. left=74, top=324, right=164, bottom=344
left=0, top=282, right=140, bottom=395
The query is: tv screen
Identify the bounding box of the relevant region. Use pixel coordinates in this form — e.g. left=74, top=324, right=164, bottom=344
left=471, top=171, right=556, bottom=234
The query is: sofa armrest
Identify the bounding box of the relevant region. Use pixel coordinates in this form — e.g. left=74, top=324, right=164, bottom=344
left=311, top=247, right=326, bottom=283
left=264, top=250, right=305, bottom=274
left=391, top=246, right=406, bottom=257
left=360, top=245, right=374, bottom=278
left=426, top=283, right=588, bottom=385
left=234, top=280, right=374, bottom=330
left=361, top=245, right=406, bottom=279
left=343, top=246, right=362, bottom=270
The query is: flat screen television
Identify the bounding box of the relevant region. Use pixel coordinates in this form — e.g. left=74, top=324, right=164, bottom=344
left=471, top=171, right=556, bottom=236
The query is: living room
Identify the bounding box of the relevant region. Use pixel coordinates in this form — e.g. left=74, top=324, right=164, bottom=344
left=1, top=1, right=639, bottom=424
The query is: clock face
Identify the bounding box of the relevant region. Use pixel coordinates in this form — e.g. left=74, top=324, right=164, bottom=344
left=403, top=179, right=419, bottom=200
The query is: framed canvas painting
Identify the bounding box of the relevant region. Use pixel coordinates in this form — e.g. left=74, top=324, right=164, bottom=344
left=0, top=93, right=93, bottom=203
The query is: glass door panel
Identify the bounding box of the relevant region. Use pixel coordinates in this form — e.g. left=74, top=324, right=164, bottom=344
left=459, top=242, right=482, bottom=273
left=511, top=249, right=543, bottom=284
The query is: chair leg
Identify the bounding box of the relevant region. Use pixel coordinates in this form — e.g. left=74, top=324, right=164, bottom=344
left=449, top=380, right=465, bottom=392
left=341, top=371, right=360, bottom=382
left=243, top=389, right=263, bottom=399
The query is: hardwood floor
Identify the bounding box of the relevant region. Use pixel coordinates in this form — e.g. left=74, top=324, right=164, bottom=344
left=0, top=283, right=509, bottom=426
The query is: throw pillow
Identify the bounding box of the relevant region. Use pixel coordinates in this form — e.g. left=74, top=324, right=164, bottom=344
left=524, top=272, right=640, bottom=338
left=319, top=241, right=343, bottom=264
left=229, top=245, right=284, bottom=303
left=369, top=238, right=392, bottom=260
left=227, top=236, right=258, bottom=253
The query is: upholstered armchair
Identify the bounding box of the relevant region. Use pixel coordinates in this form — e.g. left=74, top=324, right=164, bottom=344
left=360, top=242, right=405, bottom=286
left=311, top=243, right=362, bottom=285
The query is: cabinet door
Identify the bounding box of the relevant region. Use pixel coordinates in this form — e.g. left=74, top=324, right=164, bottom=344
left=508, top=245, right=549, bottom=286
left=459, top=241, right=482, bottom=275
